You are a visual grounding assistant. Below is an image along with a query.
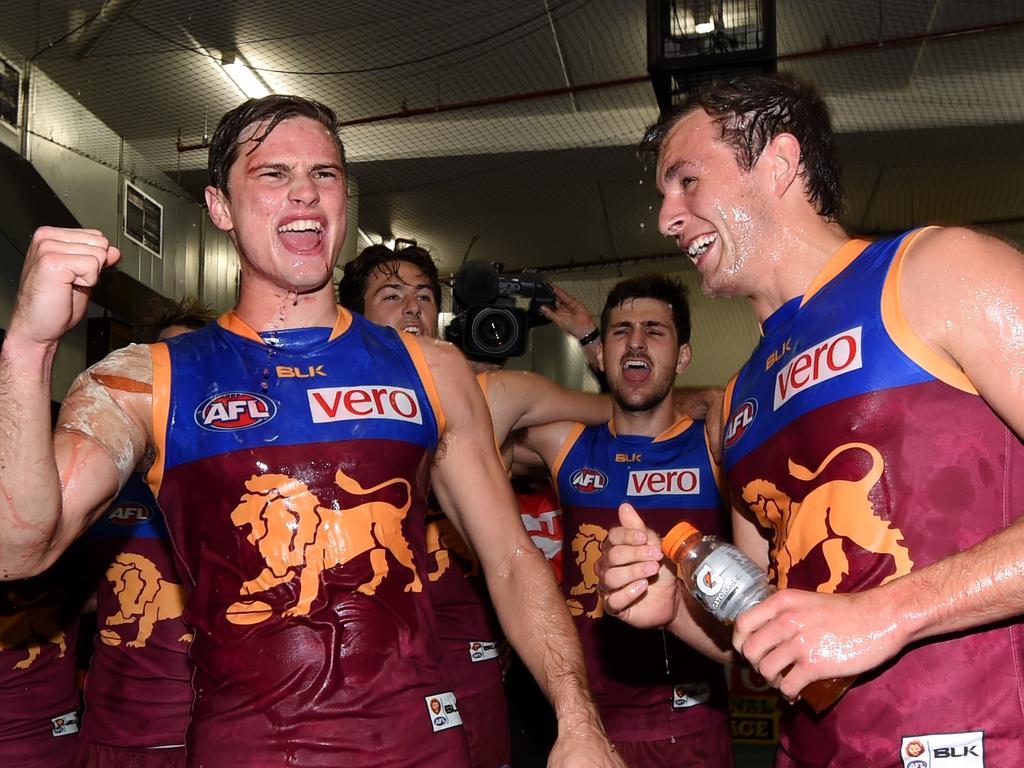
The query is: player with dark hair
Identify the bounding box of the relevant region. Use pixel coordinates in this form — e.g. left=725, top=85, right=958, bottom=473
left=0, top=95, right=622, bottom=767
left=76, top=296, right=214, bottom=768
left=599, top=72, right=1024, bottom=766
left=520, top=274, right=733, bottom=766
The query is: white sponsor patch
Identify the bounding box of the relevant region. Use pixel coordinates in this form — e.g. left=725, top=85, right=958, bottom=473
left=627, top=467, right=700, bottom=496
left=51, top=710, right=79, bottom=737
left=672, top=681, right=711, bottom=709
left=774, top=327, right=862, bottom=410
left=425, top=691, right=463, bottom=733
left=468, top=640, right=500, bottom=663
left=307, top=385, right=422, bottom=424
left=901, top=731, right=984, bottom=767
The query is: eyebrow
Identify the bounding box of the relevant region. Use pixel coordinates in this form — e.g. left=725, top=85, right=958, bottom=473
left=661, top=160, right=694, bottom=184
left=375, top=281, right=434, bottom=294
left=611, top=319, right=669, bottom=330
left=248, top=161, right=344, bottom=174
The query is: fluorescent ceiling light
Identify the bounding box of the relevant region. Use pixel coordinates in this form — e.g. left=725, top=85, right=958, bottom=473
left=695, top=18, right=715, bottom=34
left=221, top=54, right=271, bottom=99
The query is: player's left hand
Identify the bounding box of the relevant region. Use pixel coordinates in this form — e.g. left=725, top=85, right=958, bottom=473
left=547, top=721, right=626, bottom=768
left=732, top=587, right=905, bottom=702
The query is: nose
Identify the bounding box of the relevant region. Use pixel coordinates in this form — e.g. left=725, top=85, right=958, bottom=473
left=626, top=326, right=646, bottom=351
left=289, top=173, right=320, bottom=206
left=402, top=296, right=421, bottom=317
left=658, top=194, right=686, bottom=238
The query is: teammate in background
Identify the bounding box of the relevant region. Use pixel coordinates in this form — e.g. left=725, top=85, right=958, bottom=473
left=0, top=552, right=85, bottom=766
left=0, top=95, right=622, bottom=767
left=597, top=72, right=1024, bottom=765
left=75, top=296, right=215, bottom=768
left=339, top=243, right=511, bottom=768
left=520, top=275, right=733, bottom=766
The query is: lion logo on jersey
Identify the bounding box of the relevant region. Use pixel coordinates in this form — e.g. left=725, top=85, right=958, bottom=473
left=102, top=553, right=191, bottom=648
left=0, top=591, right=66, bottom=670
left=425, top=517, right=479, bottom=582
left=566, top=523, right=606, bottom=619
left=226, top=469, right=420, bottom=624
left=741, top=442, right=913, bottom=592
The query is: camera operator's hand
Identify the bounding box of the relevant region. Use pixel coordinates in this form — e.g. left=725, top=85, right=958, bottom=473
left=541, top=284, right=602, bottom=370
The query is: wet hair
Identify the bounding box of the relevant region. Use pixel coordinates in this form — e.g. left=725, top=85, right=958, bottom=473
left=337, top=243, right=442, bottom=314
left=208, top=95, right=346, bottom=196
left=600, top=275, right=691, bottom=345
left=639, top=73, right=843, bottom=221
left=133, top=295, right=216, bottom=343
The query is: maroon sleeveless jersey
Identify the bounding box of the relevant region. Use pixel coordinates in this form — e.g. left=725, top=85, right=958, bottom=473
left=148, top=310, right=471, bottom=767
left=0, top=557, right=83, bottom=766
left=724, top=231, right=1024, bottom=766
left=81, top=473, right=192, bottom=749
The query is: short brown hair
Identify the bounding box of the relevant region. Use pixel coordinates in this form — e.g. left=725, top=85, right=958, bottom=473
left=133, top=295, right=216, bottom=343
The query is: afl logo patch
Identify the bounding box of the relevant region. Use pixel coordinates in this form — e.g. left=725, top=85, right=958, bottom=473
left=106, top=503, right=152, bottom=525
left=724, top=398, right=757, bottom=450
left=195, top=392, right=277, bottom=431
left=569, top=467, right=607, bottom=493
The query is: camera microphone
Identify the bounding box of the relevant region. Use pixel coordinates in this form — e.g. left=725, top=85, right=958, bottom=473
left=453, top=262, right=499, bottom=307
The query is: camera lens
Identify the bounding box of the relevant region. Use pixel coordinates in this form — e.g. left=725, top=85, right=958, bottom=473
left=470, top=307, right=521, bottom=355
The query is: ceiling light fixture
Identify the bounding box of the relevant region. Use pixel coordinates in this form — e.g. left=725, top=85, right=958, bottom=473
left=219, top=50, right=272, bottom=99
left=695, top=18, right=715, bottom=34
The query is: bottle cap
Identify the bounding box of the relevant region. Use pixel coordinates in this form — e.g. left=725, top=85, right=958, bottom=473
left=661, top=521, right=701, bottom=561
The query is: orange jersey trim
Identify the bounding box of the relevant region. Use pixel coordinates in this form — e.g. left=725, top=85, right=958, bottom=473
left=881, top=227, right=976, bottom=394
left=550, top=421, right=587, bottom=489
left=216, top=306, right=351, bottom=344
left=474, top=372, right=507, bottom=471
left=800, top=238, right=871, bottom=308
left=146, top=342, right=171, bottom=498
left=92, top=373, right=152, bottom=394
left=653, top=415, right=694, bottom=443
left=398, top=334, right=446, bottom=442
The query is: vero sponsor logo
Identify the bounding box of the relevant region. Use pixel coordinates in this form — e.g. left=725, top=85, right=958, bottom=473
left=195, top=392, right=277, bottom=431
left=627, top=467, right=700, bottom=496
left=774, top=328, right=862, bottom=411
left=307, top=385, right=422, bottom=424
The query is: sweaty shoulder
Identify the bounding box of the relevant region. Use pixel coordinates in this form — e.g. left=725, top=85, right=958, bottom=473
left=57, top=344, right=154, bottom=484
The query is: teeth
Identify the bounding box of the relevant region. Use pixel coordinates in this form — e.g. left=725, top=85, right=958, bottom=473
left=402, top=325, right=421, bottom=335
left=687, top=233, right=717, bottom=258
left=624, top=360, right=649, bottom=370
left=278, top=219, right=324, bottom=233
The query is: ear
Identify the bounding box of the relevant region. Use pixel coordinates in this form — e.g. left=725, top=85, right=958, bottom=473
left=205, top=185, right=234, bottom=232
left=595, top=339, right=606, bottom=373
left=764, top=133, right=802, bottom=200
left=675, top=342, right=692, bottom=375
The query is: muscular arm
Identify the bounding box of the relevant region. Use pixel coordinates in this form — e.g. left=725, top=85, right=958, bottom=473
left=0, top=227, right=148, bottom=579
left=422, top=340, right=621, bottom=767
left=483, top=370, right=611, bottom=445
left=734, top=227, right=1024, bottom=700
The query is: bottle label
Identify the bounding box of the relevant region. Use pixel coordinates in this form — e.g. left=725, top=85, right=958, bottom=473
left=692, top=547, right=769, bottom=623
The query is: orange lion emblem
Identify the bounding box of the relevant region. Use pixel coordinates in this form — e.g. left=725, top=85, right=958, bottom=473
left=741, top=442, right=913, bottom=592
left=0, top=592, right=67, bottom=670
left=103, top=553, right=191, bottom=648
left=425, top=517, right=478, bottom=582
left=566, top=523, right=606, bottom=619
left=227, top=469, right=420, bottom=623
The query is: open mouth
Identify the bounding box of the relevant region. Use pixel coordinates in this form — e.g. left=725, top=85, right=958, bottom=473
left=686, top=233, right=718, bottom=264
left=621, top=358, right=652, bottom=383
left=401, top=323, right=422, bottom=336
left=277, top=218, right=325, bottom=253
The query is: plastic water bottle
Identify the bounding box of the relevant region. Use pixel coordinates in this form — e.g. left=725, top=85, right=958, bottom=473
left=661, top=520, right=854, bottom=713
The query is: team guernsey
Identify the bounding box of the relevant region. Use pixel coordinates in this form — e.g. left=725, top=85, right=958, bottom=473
left=552, top=417, right=731, bottom=750
left=148, top=308, right=470, bottom=768
left=81, top=472, right=192, bottom=750
left=723, top=229, right=1024, bottom=767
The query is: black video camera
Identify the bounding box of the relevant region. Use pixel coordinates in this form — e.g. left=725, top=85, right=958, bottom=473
left=445, top=261, right=556, bottom=360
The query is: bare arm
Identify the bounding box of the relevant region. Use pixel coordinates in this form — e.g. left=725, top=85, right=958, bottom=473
left=483, top=370, right=612, bottom=445
left=540, top=283, right=603, bottom=371
left=422, top=340, right=622, bottom=767
left=0, top=228, right=149, bottom=579
left=733, top=227, right=1024, bottom=700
